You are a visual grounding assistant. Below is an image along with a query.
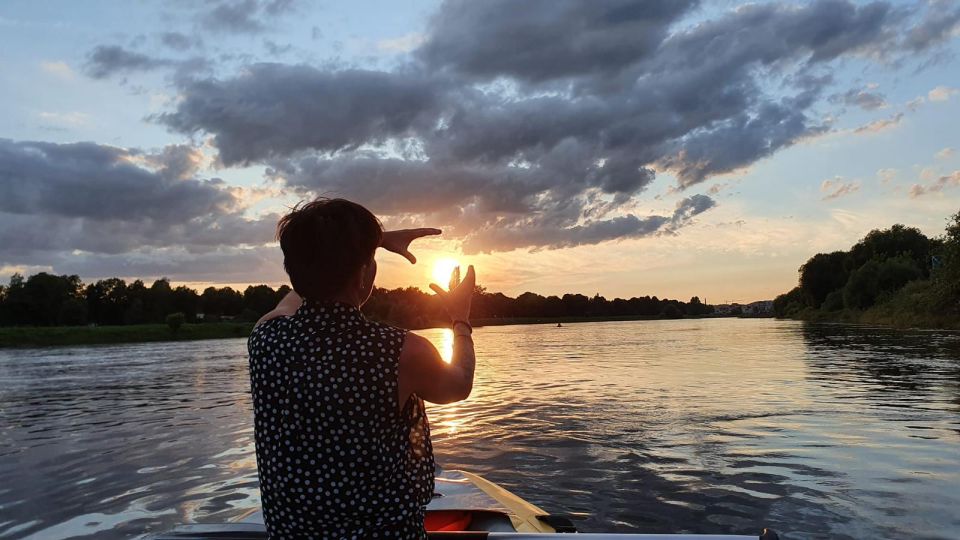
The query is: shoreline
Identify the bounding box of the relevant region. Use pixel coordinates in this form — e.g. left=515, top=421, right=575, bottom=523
left=0, top=314, right=753, bottom=349
left=6, top=312, right=949, bottom=349
left=0, top=322, right=255, bottom=349
left=780, top=308, right=960, bottom=331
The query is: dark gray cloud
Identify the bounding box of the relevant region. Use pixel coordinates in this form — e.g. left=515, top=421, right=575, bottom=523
left=202, top=0, right=266, bottom=33
left=417, top=0, right=699, bottom=82
left=0, top=139, right=276, bottom=261
left=904, top=0, right=960, bottom=52
left=84, top=45, right=170, bottom=79
left=83, top=45, right=210, bottom=80
left=199, top=0, right=298, bottom=34
left=159, top=32, right=202, bottom=51
left=42, top=0, right=952, bottom=264
left=160, top=64, right=445, bottom=166
left=0, top=139, right=230, bottom=222
left=152, top=0, right=957, bottom=254
left=461, top=194, right=715, bottom=254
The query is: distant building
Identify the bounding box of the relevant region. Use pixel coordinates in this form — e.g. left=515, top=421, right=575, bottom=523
left=714, top=300, right=773, bottom=317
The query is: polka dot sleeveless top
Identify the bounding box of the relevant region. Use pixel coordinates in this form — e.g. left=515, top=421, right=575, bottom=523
left=248, top=300, right=435, bottom=539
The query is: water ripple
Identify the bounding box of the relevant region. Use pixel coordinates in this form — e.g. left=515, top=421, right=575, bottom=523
left=0, top=320, right=958, bottom=539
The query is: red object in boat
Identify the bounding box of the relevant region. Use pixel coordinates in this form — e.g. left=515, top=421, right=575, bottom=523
left=424, top=510, right=472, bottom=531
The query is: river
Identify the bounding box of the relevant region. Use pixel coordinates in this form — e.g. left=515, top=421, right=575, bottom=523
left=0, top=318, right=958, bottom=539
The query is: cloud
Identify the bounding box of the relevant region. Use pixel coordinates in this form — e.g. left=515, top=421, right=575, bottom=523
left=150, top=0, right=956, bottom=254
left=936, top=147, right=955, bottom=160
left=159, top=32, right=202, bottom=51
left=876, top=168, right=898, bottom=184
left=0, top=138, right=275, bottom=260
left=908, top=170, right=960, bottom=197
left=854, top=112, right=903, bottom=134
left=378, top=33, right=426, bottom=54
left=199, top=0, right=298, bottom=34
left=84, top=45, right=170, bottom=79
left=904, top=0, right=960, bottom=52
left=37, top=111, right=91, bottom=127
left=417, top=0, right=698, bottom=82
left=928, top=85, right=959, bottom=102
left=831, top=87, right=887, bottom=110
left=159, top=64, right=446, bottom=165
left=39, top=60, right=75, bottom=79
left=821, top=177, right=861, bottom=200
left=460, top=195, right=716, bottom=254
left=83, top=45, right=211, bottom=80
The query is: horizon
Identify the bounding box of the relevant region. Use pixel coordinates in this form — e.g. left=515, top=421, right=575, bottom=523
left=2, top=0, right=959, bottom=304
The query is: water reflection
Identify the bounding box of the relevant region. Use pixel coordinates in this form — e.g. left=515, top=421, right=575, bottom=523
left=0, top=319, right=957, bottom=539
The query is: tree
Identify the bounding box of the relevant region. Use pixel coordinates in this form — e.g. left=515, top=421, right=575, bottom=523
left=843, top=260, right=881, bottom=309
left=171, top=285, right=200, bottom=321
left=848, top=224, right=932, bottom=275
left=200, top=286, right=244, bottom=318
left=58, top=298, right=89, bottom=326
left=588, top=294, right=610, bottom=316
left=687, top=296, right=713, bottom=316
left=85, top=278, right=131, bottom=325
left=166, top=312, right=185, bottom=334
left=821, top=290, right=844, bottom=312
left=876, top=255, right=922, bottom=295
left=561, top=293, right=590, bottom=316
left=0, top=274, right=28, bottom=325
left=12, top=273, right=85, bottom=326
left=799, top=251, right=850, bottom=308
left=148, top=279, right=174, bottom=322
left=773, top=286, right=804, bottom=317
left=244, top=285, right=280, bottom=317
left=660, top=303, right=683, bottom=319
left=124, top=280, right=148, bottom=324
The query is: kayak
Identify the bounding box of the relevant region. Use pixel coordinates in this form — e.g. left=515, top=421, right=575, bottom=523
left=149, top=466, right=779, bottom=539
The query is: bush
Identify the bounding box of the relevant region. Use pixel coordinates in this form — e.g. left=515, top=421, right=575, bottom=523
left=876, top=255, right=922, bottom=293
left=166, top=312, right=186, bottom=333
left=822, top=290, right=844, bottom=312
left=773, top=286, right=804, bottom=317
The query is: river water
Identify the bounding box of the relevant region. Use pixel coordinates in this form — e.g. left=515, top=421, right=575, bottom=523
left=0, top=319, right=958, bottom=539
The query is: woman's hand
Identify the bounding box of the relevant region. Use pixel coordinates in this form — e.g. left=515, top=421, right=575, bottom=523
left=430, top=265, right=475, bottom=322
left=380, top=228, right=442, bottom=264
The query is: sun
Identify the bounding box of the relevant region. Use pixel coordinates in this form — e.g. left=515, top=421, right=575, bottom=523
left=431, top=258, right=460, bottom=288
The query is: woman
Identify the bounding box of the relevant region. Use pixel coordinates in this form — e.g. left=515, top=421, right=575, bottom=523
left=248, top=198, right=476, bottom=539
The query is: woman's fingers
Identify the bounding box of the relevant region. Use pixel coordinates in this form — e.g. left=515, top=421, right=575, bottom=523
left=448, top=266, right=461, bottom=290
left=462, top=265, right=476, bottom=287
left=429, top=283, right=448, bottom=297
left=402, top=249, right=416, bottom=264
left=416, top=228, right=442, bottom=237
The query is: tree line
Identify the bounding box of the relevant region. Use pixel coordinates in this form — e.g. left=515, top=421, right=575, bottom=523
left=0, top=273, right=714, bottom=329
left=0, top=275, right=292, bottom=327
left=774, top=210, right=960, bottom=322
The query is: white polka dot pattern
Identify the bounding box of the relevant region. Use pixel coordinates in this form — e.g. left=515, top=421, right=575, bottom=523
left=248, top=300, right=435, bottom=539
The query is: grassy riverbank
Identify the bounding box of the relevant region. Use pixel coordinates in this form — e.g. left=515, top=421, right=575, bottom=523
left=0, top=322, right=254, bottom=348
left=782, top=280, right=960, bottom=331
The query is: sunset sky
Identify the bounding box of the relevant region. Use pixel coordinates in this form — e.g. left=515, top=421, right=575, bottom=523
left=1, top=0, right=958, bottom=303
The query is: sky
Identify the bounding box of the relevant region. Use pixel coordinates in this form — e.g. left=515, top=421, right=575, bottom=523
left=1, top=0, right=958, bottom=303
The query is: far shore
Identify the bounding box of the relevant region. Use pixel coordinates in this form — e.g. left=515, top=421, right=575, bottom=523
left=0, top=322, right=254, bottom=349
left=0, top=314, right=756, bottom=349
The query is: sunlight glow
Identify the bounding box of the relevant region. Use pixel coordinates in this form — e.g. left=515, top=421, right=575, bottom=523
left=431, top=258, right=460, bottom=288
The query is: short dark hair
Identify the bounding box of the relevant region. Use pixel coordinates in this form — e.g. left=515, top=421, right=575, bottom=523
left=276, top=198, right=382, bottom=300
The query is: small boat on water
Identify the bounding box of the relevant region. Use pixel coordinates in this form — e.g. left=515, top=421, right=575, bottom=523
left=150, top=467, right=779, bottom=539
